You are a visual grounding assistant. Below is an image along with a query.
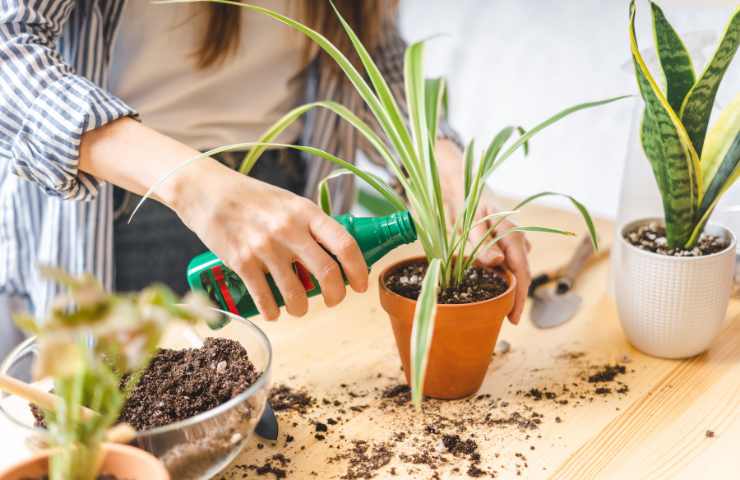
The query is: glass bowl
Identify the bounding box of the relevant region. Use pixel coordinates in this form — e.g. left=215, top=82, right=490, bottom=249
left=0, top=312, right=272, bottom=480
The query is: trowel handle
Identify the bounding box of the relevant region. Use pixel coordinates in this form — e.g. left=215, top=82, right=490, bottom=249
left=556, top=236, right=607, bottom=293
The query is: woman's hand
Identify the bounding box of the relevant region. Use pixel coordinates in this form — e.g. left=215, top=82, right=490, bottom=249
left=80, top=118, right=368, bottom=320
left=173, top=161, right=369, bottom=320
left=436, top=139, right=532, bottom=325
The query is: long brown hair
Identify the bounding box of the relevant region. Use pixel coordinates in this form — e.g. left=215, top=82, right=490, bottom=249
left=195, top=1, right=399, bottom=71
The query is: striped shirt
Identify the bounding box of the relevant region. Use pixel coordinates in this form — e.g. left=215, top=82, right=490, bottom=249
left=0, top=0, right=460, bottom=318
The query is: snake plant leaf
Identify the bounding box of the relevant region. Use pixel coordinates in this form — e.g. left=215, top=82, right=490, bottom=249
left=699, top=92, right=740, bottom=209
left=689, top=134, right=740, bottom=245
left=410, top=258, right=441, bottom=408
left=679, top=5, right=740, bottom=156
left=650, top=2, right=695, bottom=113
left=630, top=1, right=700, bottom=247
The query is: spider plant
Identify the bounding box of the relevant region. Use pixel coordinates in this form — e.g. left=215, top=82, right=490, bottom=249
left=152, top=0, right=626, bottom=406
left=14, top=268, right=216, bottom=480
left=630, top=1, right=740, bottom=248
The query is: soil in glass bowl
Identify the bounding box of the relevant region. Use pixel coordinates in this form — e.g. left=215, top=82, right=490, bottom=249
left=32, top=337, right=259, bottom=431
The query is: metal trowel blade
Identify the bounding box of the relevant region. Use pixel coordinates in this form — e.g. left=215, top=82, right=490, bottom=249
left=530, top=288, right=582, bottom=329
left=255, top=400, right=279, bottom=440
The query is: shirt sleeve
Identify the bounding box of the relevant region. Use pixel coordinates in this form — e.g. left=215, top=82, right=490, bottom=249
left=357, top=22, right=465, bottom=169
left=0, top=1, right=138, bottom=201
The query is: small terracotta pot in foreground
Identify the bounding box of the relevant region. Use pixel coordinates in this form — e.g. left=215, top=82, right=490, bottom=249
left=0, top=443, right=169, bottom=480
left=379, top=256, right=516, bottom=399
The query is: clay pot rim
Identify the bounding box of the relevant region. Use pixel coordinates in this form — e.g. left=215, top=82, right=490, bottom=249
left=378, top=255, right=517, bottom=309
left=619, top=217, right=737, bottom=262
left=0, top=443, right=169, bottom=479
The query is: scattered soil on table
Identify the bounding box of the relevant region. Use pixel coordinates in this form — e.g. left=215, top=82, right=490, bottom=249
left=118, top=337, right=259, bottom=431
left=706, top=430, right=715, bottom=438
left=385, top=260, right=509, bottom=304
left=625, top=222, right=728, bottom=257
left=219, top=351, right=637, bottom=479
left=269, top=385, right=315, bottom=414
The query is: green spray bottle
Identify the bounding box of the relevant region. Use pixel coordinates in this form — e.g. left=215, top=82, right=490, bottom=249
left=187, top=211, right=416, bottom=326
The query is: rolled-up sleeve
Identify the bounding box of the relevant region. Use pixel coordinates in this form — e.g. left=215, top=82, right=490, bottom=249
left=0, top=1, right=137, bottom=200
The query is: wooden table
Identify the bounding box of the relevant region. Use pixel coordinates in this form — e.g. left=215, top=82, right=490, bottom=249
left=2, top=202, right=739, bottom=479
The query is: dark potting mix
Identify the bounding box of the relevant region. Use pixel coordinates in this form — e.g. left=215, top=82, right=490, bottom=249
left=624, top=222, right=728, bottom=257
left=385, top=260, right=509, bottom=304
left=32, top=337, right=260, bottom=431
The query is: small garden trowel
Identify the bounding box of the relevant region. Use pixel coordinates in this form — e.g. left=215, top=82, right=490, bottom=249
left=255, top=401, right=279, bottom=440
left=528, top=236, right=608, bottom=329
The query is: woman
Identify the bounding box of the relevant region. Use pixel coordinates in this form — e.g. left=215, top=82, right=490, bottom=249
left=0, top=1, right=531, bottom=332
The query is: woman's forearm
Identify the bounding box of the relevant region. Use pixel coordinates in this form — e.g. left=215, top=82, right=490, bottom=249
left=78, top=117, right=222, bottom=213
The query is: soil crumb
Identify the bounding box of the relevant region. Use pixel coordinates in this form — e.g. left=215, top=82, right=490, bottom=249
left=706, top=430, right=715, bottom=438
left=385, top=260, right=508, bottom=304
left=270, top=384, right=315, bottom=414
left=333, top=440, right=393, bottom=479
left=587, top=365, right=626, bottom=383
left=625, top=222, right=728, bottom=257
left=119, top=337, right=259, bottom=431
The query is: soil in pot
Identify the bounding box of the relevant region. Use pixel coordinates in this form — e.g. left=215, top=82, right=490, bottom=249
left=385, top=260, right=509, bottom=304
left=624, top=222, right=728, bottom=257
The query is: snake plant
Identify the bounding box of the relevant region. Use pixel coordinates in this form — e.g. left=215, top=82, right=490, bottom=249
left=630, top=1, right=740, bottom=248
left=14, top=269, right=215, bottom=480
left=150, top=0, right=626, bottom=406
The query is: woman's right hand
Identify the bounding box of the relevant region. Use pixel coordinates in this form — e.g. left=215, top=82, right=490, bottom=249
left=171, top=159, right=369, bottom=320
left=80, top=118, right=367, bottom=320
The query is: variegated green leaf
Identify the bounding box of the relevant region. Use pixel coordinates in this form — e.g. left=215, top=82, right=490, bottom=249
left=513, top=191, right=599, bottom=250
left=650, top=1, right=695, bottom=113
left=318, top=169, right=355, bottom=214
left=679, top=5, right=740, bottom=156
left=701, top=92, right=740, bottom=192
left=410, top=258, right=441, bottom=408
left=630, top=0, right=700, bottom=247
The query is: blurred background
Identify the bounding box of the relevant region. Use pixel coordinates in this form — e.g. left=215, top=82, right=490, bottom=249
left=392, top=0, right=740, bottom=220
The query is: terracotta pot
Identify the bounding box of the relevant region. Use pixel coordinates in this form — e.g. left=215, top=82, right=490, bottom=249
left=378, top=256, right=516, bottom=399
left=0, top=443, right=169, bottom=480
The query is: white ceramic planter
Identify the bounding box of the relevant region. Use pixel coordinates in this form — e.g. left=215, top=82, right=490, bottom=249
left=614, top=218, right=736, bottom=359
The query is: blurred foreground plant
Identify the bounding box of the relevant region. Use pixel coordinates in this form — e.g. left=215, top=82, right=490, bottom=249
left=14, top=268, right=217, bottom=480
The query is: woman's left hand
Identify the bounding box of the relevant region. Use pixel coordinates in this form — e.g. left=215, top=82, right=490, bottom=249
left=436, top=139, right=532, bottom=325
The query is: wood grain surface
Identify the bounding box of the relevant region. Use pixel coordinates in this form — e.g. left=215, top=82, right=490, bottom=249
left=1, top=202, right=738, bottom=479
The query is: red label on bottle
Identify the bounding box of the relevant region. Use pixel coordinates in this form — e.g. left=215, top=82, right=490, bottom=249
left=212, top=265, right=239, bottom=315
left=294, top=262, right=315, bottom=291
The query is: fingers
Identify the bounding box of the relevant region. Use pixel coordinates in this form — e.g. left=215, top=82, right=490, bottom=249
left=232, top=255, right=280, bottom=321
left=294, top=240, right=348, bottom=308
left=469, top=219, right=504, bottom=266
left=498, top=229, right=532, bottom=325
left=309, top=214, right=369, bottom=294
